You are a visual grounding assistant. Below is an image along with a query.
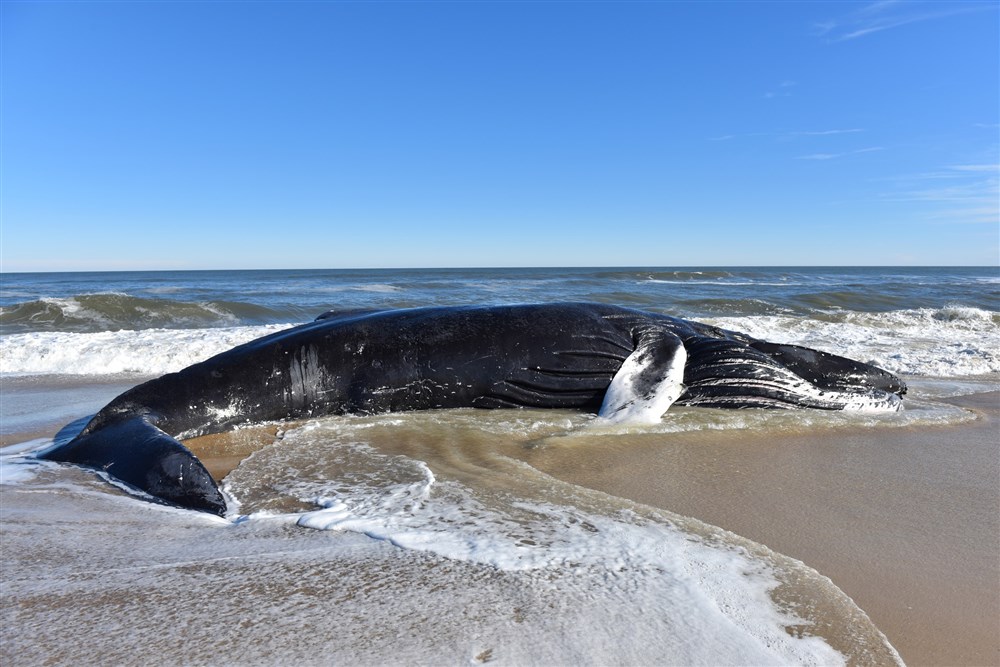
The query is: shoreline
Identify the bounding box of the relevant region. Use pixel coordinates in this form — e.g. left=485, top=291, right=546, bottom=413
left=516, top=392, right=1000, bottom=666
left=2, top=385, right=997, bottom=664
left=0, top=374, right=148, bottom=446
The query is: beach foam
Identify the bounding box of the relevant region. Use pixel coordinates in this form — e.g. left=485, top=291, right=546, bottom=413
left=0, top=440, right=51, bottom=484
left=221, top=416, right=875, bottom=664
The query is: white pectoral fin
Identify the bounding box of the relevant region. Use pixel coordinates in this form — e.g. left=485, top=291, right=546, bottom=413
left=599, top=332, right=687, bottom=424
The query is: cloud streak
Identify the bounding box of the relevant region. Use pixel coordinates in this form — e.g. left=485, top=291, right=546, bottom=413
left=883, top=164, right=1000, bottom=224
left=708, top=129, right=866, bottom=142
left=816, top=0, right=995, bottom=42
left=796, top=147, right=885, bottom=160
left=790, top=129, right=865, bottom=137
left=763, top=80, right=797, bottom=99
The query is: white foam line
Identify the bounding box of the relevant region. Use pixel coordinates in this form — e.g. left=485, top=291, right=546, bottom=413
left=0, top=324, right=296, bottom=375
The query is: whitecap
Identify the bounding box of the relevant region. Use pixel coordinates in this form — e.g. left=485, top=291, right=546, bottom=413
left=0, top=324, right=297, bottom=376
left=352, top=284, right=402, bottom=293
left=706, top=307, right=1000, bottom=377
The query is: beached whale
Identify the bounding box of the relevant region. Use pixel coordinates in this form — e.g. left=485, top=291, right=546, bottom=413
left=38, top=303, right=906, bottom=516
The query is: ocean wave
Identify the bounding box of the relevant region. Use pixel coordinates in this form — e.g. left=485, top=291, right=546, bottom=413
left=597, top=269, right=795, bottom=283
left=648, top=280, right=803, bottom=286
left=300, top=283, right=404, bottom=294
left=0, top=324, right=294, bottom=375
left=677, top=297, right=797, bottom=317
left=791, top=290, right=919, bottom=312
left=353, top=283, right=402, bottom=293
left=0, top=294, right=285, bottom=334
left=706, top=306, right=1000, bottom=376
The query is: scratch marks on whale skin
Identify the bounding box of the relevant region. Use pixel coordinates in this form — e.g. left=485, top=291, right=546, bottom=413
left=370, top=378, right=447, bottom=398
left=287, top=344, right=328, bottom=411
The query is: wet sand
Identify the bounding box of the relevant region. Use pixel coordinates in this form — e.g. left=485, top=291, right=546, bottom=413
left=0, top=375, right=147, bottom=446
left=3, top=390, right=998, bottom=665
left=518, top=392, right=1000, bottom=666
left=3, top=420, right=904, bottom=666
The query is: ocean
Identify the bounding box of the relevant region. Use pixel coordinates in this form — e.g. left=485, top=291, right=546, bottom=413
left=1, top=266, right=998, bottom=665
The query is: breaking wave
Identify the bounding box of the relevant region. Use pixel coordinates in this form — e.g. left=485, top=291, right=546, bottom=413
left=706, top=306, right=1000, bottom=376
left=1, top=306, right=996, bottom=377
left=0, top=325, right=294, bottom=375
left=0, top=294, right=287, bottom=334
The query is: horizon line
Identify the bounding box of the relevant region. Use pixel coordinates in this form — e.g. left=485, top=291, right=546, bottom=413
left=2, top=263, right=997, bottom=275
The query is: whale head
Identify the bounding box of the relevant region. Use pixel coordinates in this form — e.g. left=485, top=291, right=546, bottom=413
left=39, top=415, right=227, bottom=516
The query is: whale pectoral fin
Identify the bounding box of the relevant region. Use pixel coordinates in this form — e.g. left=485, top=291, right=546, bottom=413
left=37, top=416, right=227, bottom=516
left=599, top=331, right=687, bottom=424
left=750, top=341, right=907, bottom=397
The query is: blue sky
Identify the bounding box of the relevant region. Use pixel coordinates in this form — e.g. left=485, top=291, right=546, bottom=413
left=2, top=0, right=997, bottom=271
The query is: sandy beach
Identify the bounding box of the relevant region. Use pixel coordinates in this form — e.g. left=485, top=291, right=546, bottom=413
left=1, top=390, right=995, bottom=665
left=517, top=392, right=1000, bottom=666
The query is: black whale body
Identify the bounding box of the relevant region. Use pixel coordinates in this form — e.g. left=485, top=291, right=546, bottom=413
left=38, top=303, right=906, bottom=516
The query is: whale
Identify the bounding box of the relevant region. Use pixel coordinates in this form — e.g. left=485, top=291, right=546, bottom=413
left=37, top=303, right=906, bottom=516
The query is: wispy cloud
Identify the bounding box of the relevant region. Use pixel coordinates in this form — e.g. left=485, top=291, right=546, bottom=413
left=816, top=1, right=994, bottom=42
left=708, top=128, right=866, bottom=142
left=709, top=127, right=881, bottom=160
left=763, top=80, right=796, bottom=99
left=797, top=147, right=884, bottom=160
left=948, top=164, right=1000, bottom=173
left=882, top=163, right=999, bottom=224
left=789, top=129, right=864, bottom=137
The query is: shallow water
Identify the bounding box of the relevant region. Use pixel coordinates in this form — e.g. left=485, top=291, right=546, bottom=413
left=4, top=380, right=993, bottom=664
left=3, top=405, right=911, bottom=665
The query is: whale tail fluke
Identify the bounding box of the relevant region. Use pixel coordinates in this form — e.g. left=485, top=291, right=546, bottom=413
left=37, top=416, right=227, bottom=516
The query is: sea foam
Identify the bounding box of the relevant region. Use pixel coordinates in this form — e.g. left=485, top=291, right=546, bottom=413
left=217, top=415, right=898, bottom=665
left=0, top=324, right=293, bottom=375
left=706, top=306, right=1000, bottom=376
